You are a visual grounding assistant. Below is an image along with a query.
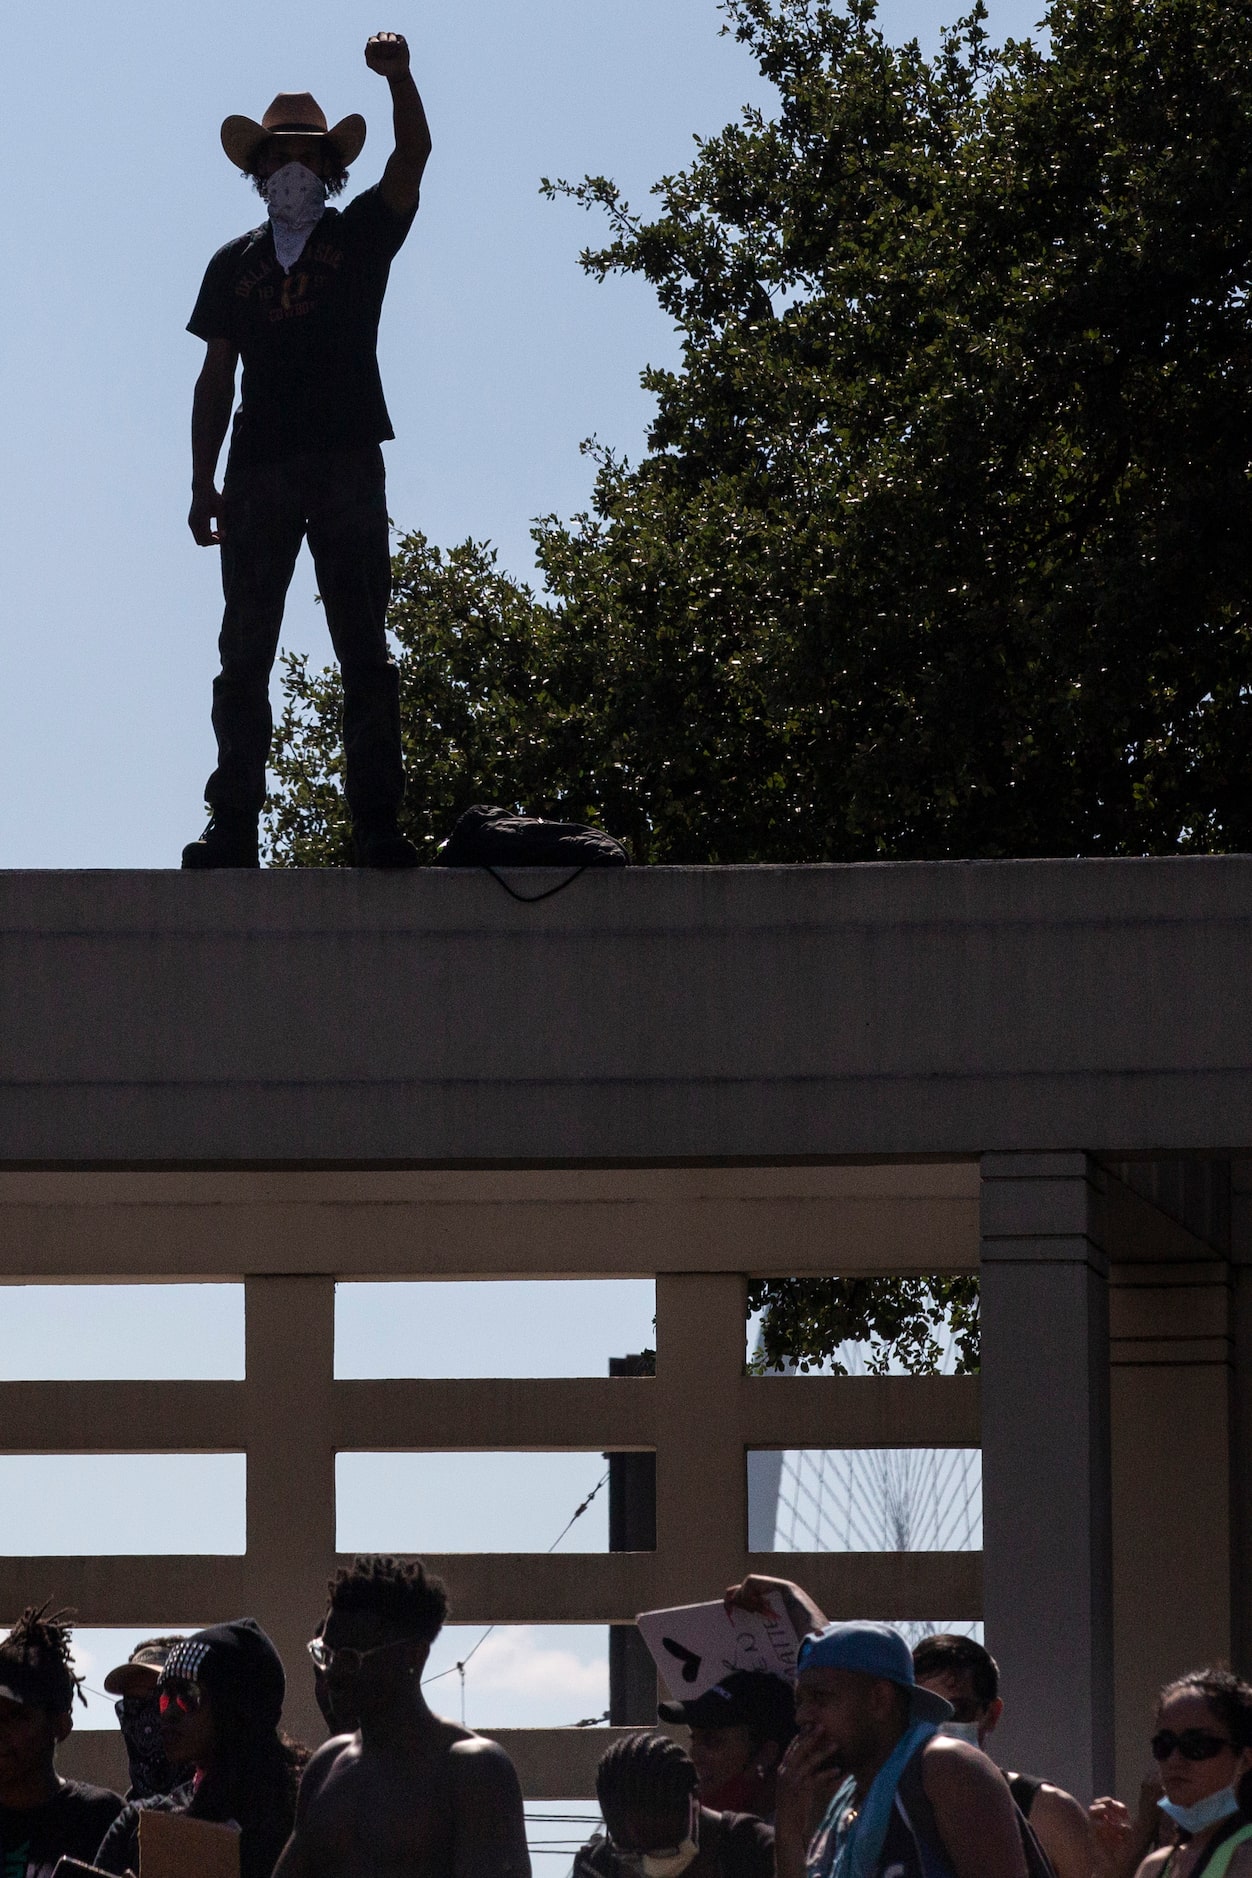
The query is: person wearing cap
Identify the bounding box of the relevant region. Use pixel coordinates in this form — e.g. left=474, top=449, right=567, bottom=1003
left=912, top=1633, right=1095, bottom=1878
left=102, top=1637, right=188, bottom=1802
left=94, top=1620, right=306, bottom=1878
left=658, top=1672, right=796, bottom=1823
left=181, top=31, right=431, bottom=872
left=274, top=1554, right=529, bottom=1878
left=0, top=1605, right=124, bottom=1878
left=774, top=1621, right=1030, bottom=1878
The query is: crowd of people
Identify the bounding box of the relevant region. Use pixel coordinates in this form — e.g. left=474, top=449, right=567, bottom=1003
left=1, top=1562, right=1250, bottom=1878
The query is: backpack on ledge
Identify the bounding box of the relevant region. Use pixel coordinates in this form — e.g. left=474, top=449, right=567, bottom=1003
left=436, top=804, right=629, bottom=870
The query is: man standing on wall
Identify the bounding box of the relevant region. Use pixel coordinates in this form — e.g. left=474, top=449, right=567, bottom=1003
left=183, top=32, right=430, bottom=871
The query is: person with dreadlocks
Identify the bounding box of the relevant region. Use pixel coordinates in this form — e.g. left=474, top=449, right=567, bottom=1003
left=94, top=1620, right=307, bottom=1878
left=574, top=1731, right=774, bottom=1878
left=0, top=1604, right=124, bottom=1878
left=274, top=1554, right=529, bottom=1878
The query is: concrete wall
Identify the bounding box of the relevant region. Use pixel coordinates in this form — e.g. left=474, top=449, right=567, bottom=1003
left=4, top=857, right=1252, bottom=1164
left=4, top=859, right=1251, bottom=1800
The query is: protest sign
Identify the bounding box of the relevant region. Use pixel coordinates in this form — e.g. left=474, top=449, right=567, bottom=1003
left=637, top=1593, right=799, bottom=1700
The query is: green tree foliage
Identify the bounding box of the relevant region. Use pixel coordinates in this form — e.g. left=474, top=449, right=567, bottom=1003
left=269, top=0, right=1252, bottom=868
left=749, top=1276, right=980, bottom=1374
left=529, top=0, right=1252, bottom=860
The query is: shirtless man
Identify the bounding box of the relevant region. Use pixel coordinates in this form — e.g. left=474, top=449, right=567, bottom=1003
left=274, top=1556, right=530, bottom=1878
left=912, top=1634, right=1097, bottom=1878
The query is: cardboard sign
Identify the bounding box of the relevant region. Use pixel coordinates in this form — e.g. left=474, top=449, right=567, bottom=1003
left=636, top=1593, right=799, bottom=1700
left=139, top=1809, right=242, bottom=1878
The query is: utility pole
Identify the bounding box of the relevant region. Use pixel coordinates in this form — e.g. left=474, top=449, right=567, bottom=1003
left=607, top=1353, right=658, bottom=1723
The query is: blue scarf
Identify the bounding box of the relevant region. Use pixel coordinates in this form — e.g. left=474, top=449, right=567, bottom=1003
left=809, top=1721, right=938, bottom=1878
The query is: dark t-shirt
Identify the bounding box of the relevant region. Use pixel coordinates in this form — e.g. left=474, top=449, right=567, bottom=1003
left=0, top=1779, right=124, bottom=1878
left=187, top=184, right=418, bottom=466
left=574, top=1813, right=774, bottom=1878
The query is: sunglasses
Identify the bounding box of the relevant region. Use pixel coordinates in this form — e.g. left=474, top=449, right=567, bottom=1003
left=157, top=1682, right=204, bottom=1717
left=306, top=1635, right=422, bottom=1676
left=1150, top=1730, right=1236, bottom=1762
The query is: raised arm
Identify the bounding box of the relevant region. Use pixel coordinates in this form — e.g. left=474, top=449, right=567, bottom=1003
left=365, top=32, right=431, bottom=215
left=725, top=1573, right=828, bottom=1644
left=450, top=1738, right=531, bottom=1878
left=189, top=337, right=238, bottom=545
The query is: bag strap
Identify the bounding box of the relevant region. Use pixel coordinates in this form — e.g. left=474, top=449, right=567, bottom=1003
left=1190, top=1818, right=1252, bottom=1878
left=484, top=865, right=588, bottom=903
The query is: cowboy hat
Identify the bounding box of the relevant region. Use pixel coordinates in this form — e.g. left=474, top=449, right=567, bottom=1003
left=221, top=92, right=367, bottom=172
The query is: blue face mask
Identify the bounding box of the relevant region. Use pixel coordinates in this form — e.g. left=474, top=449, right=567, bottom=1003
left=1158, top=1786, right=1241, bottom=1834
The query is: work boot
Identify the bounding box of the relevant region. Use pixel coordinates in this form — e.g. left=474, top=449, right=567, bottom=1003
left=355, top=819, right=420, bottom=869
left=181, top=815, right=261, bottom=870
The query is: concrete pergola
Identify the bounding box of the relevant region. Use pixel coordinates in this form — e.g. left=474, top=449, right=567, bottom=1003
left=1, top=858, right=1248, bottom=1804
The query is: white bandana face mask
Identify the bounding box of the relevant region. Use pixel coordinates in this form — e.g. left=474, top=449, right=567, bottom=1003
left=263, top=161, right=327, bottom=268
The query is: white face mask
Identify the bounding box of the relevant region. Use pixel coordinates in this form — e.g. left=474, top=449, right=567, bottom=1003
left=1158, top=1785, right=1241, bottom=1834
left=640, top=1839, right=699, bottom=1878
left=264, top=159, right=327, bottom=226
left=620, top=1802, right=700, bottom=1878
left=937, top=1720, right=983, bottom=1747
left=263, top=161, right=327, bottom=268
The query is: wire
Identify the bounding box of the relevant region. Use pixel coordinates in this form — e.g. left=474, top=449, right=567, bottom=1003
left=421, top=1469, right=611, bottom=1712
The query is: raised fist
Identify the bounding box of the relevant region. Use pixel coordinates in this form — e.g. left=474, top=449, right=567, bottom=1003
left=365, top=31, right=410, bottom=77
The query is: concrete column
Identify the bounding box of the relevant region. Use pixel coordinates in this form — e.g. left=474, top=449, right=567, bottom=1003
left=1108, top=1231, right=1232, bottom=1797
left=654, top=1274, right=747, bottom=1605
left=980, top=1153, right=1113, bottom=1800
left=1230, top=1162, right=1252, bottom=1678
left=244, top=1275, right=337, bottom=1748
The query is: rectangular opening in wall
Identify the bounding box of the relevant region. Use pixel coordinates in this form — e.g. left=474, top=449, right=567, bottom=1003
left=747, top=1449, right=982, bottom=1553
left=422, top=1623, right=609, bottom=1730
left=0, top=1285, right=245, bottom=1380
left=526, top=1804, right=603, bottom=1878
left=746, top=1276, right=979, bottom=1377
left=335, top=1281, right=656, bottom=1379
left=0, top=1455, right=246, bottom=1554
left=68, top=1626, right=207, bottom=1729
left=336, top=1452, right=631, bottom=1552
left=857, top=1621, right=985, bottom=1649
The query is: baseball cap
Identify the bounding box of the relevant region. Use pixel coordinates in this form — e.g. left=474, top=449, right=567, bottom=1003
left=104, top=1640, right=182, bottom=1699
left=797, top=1622, right=954, bottom=1724
left=658, top=1669, right=796, bottom=1740
left=159, top=1619, right=285, bottom=1730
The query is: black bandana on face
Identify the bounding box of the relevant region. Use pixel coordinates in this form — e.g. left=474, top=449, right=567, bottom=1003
left=116, top=1694, right=180, bottom=1799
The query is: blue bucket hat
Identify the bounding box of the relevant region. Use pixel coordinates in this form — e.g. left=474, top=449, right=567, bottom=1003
left=797, top=1622, right=954, bottom=1724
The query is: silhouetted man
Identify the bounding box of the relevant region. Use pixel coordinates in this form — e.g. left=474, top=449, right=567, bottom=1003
left=275, top=1555, right=530, bottom=1878
left=183, top=32, right=429, bottom=871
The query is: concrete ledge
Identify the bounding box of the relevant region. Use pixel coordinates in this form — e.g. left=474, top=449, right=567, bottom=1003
left=3, top=857, right=1252, bottom=1162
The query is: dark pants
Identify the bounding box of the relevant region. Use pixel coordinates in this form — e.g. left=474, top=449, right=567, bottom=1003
left=206, top=444, right=403, bottom=826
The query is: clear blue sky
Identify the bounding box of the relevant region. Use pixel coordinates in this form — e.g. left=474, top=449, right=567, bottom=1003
left=0, top=0, right=1042, bottom=869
